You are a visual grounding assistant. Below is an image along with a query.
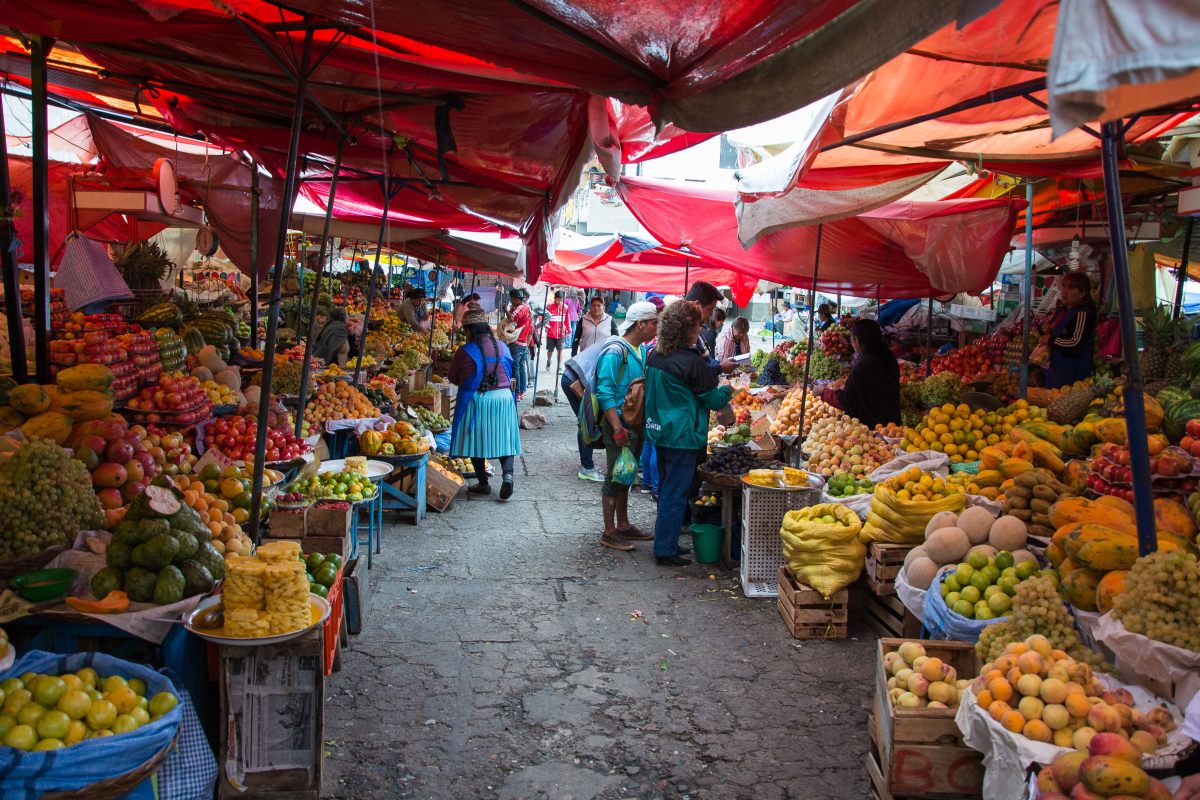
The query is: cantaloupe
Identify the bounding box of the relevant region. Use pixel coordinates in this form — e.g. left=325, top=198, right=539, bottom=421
left=903, top=545, right=928, bottom=570
left=989, top=515, right=1028, bottom=552
left=907, top=557, right=939, bottom=590
left=957, top=506, right=996, bottom=545
left=244, top=385, right=261, bottom=406
left=925, top=526, right=970, bottom=565
left=925, top=511, right=959, bottom=540
left=1011, top=549, right=1037, bottom=565
left=967, top=543, right=997, bottom=561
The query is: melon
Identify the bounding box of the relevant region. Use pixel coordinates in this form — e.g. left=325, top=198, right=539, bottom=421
left=957, top=506, right=996, bottom=545
left=906, top=557, right=939, bottom=591
left=925, top=526, right=970, bottom=565
left=903, top=545, right=928, bottom=570
left=924, top=511, right=959, bottom=540
left=989, top=515, right=1029, bottom=552
left=1011, top=549, right=1037, bottom=565
left=967, top=544, right=997, bottom=561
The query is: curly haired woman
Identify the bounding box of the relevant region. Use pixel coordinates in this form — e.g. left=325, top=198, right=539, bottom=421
left=644, top=301, right=733, bottom=566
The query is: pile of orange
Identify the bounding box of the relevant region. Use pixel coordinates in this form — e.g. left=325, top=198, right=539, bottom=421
left=902, top=400, right=1040, bottom=463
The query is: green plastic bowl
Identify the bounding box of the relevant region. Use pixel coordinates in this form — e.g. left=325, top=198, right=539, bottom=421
left=10, top=568, right=76, bottom=602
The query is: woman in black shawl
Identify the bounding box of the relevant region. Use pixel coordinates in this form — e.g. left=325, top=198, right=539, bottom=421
left=823, top=318, right=900, bottom=427
left=312, top=307, right=350, bottom=367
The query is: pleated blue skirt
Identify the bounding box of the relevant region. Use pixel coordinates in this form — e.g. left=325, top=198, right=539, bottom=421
left=449, top=388, right=523, bottom=458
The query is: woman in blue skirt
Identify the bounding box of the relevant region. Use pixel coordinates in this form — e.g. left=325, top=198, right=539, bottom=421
left=448, top=304, right=523, bottom=500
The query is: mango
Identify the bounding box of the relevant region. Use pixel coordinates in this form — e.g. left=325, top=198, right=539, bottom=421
left=1087, top=732, right=1143, bottom=767
left=1050, top=750, right=1086, bottom=792
left=1080, top=755, right=1149, bottom=797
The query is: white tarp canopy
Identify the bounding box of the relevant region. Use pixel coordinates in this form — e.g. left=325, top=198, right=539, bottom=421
left=1048, top=0, right=1200, bottom=136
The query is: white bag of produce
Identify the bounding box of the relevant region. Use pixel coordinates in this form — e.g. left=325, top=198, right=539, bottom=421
left=894, top=565, right=927, bottom=622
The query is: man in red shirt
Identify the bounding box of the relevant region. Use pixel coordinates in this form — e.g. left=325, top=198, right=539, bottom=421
left=506, top=288, right=533, bottom=399
left=543, top=289, right=571, bottom=376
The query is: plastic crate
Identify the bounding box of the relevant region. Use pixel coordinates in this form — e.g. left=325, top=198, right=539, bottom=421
left=740, top=478, right=822, bottom=598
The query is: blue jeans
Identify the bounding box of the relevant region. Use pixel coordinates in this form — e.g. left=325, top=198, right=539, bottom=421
left=561, top=373, right=594, bottom=470
left=653, top=446, right=701, bottom=557
left=510, top=344, right=529, bottom=396
left=640, top=439, right=658, bottom=494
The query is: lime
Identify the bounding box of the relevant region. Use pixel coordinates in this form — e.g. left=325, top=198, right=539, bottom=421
left=127, top=678, right=147, bottom=698
left=200, top=463, right=222, bottom=482
left=1039, top=569, right=1061, bottom=588
left=945, top=591, right=961, bottom=607
left=974, top=606, right=996, bottom=621
left=35, top=709, right=71, bottom=741
left=85, top=699, right=117, bottom=731
left=305, top=553, right=326, bottom=572
left=33, top=738, right=64, bottom=750
left=969, top=572, right=991, bottom=592
left=130, top=707, right=150, bottom=726
left=940, top=582, right=951, bottom=599
left=65, top=719, right=87, bottom=745
left=0, top=677, right=23, bottom=694
left=966, top=551, right=988, bottom=570
left=943, top=575, right=961, bottom=593
left=16, top=703, right=45, bottom=726
left=954, top=563, right=975, bottom=586
left=31, top=676, right=67, bottom=708
left=75, top=668, right=98, bottom=689
left=111, top=714, right=138, bottom=734
left=101, top=675, right=127, bottom=694
left=0, top=714, right=16, bottom=738
left=983, top=585, right=1004, bottom=600
left=1015, top=561, right=1038, bottom=580
left=310, top=583, right=329, bottom=599
left=994, top=551, right=1015, bottom=570
left=997, top=575, right=1020, bottom=596
left=988, top=592, right=1013, bottom=614
left=57, top=690, right=92, bottom=720
left=89, top=729, right=114, bottom=739
left=960, top=585, right=981, bottom=605
left=951, top=599, right=976, bottom=618
left=3, top=723, right=37, bottom=751
left=147, top=692, right=178, bottom=718
left=2, top=688, right=31, bottom=716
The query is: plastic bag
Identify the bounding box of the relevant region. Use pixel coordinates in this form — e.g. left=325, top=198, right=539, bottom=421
left=894, top=565, right=927, bottom=622
left=611, top=446, right=638, bottom=487
left=0, top=650, right=183, bottom=799
left=779, top=503, right=866, bottom=599
left=868, top=450, right=949, bottom=481
left=922, top=566, right=1007, bottom=643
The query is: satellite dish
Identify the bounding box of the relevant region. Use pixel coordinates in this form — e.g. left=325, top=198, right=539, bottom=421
left=153, top=158, right=182, bottom=216
left=195, top=226, right=219, bottom=257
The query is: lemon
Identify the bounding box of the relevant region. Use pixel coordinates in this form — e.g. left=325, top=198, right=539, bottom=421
left=85, top=699, right=117, bottom=731
left=57, top=689, right=93, bottom=720
left=3, top=724, right=37, bottom=751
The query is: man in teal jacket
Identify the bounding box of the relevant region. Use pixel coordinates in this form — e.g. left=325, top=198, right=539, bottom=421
left=595, top=301, right=659, bottom=551
left=645, top=301, right=733, bottom=566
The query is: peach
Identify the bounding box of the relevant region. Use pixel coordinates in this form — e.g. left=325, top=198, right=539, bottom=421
left=1052, top=728, right=1075, bottom=748
left=1007, top=667, right=1024, bottom=686
left=989, top=700, right=1012, bottom=722
left=911, top=655, right=928, bottom=671
left=1002, top=709, right=1026, bottom=733
left=927, top=681, right=956, bottom=706
left=1087, top=732, right=1143, bottom=767
left=919, top=657, right=946, bottom=683
left=894, top=667, right=913, bottom=685
left=1146, top=706, right=1175, bottom=731
left=1128, top=730, right=1157, bottom=755
left=994, top=654, right=1016, bottom=673
left=975, top=689, right=994, bottom=710
left=1073, top=726, right=1098, bottom=751
left=1064, top=693, right=1092, bottom=718
left=1016, top=673, right=1043, bottom=698
left=1047, top=665, right=1071, bottom=683
left=882, top=652, right=902, bottom=673
left=888, top=688, right=905, bottom=704
left=1111, top=703, right=1133, bottom=730
left=988, top=678, right=1013, bottom=703
left=1087, top=703, right=1121, bottom=733
left=1004, top=641, right=1029, bottom=656
left=1042, top=703, right=1070, bottom=731
left=1040, top=678, right=1069, bottom=705
left=1016, top=651, right=1045, bottom=676
left=897, top=641, right=926, bottom=664
left=1018, top=695, right=1045, bottom=722
left=1024, top=718, right=1052, bottom=742
left=1050, top=648, right=1070, bottom=661
left=907, top=674, right=930, bottom=697
left=1027, top=635, right=1053, bottom=657
left=1142, top=724, right=1169, bottom=746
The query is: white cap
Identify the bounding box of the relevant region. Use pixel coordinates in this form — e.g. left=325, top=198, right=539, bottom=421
left=618, top=301, right=659, bottom=334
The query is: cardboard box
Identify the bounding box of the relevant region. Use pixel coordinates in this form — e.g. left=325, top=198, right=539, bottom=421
left=306, top=505, right=351, bottom=538
left=266, top=508, right=306, bottom=539
left=301, top=531, right=352, bottom=560
left=218, top=629, right=324, bottom=799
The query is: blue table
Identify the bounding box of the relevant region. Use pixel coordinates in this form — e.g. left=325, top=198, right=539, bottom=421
left=379, top=452, right=428, bottom=530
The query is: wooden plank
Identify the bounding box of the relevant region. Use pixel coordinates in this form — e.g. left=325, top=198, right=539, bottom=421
left=868, top=714, right=983, bottom=799
left=776, top=568, right=850, bottom=640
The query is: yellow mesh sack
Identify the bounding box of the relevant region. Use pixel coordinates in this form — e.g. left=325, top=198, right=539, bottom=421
left=779, top=503, right=865, bottom=599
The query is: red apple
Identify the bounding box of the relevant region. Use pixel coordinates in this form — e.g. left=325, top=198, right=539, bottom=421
left=105, top=440, right=135, bottom=464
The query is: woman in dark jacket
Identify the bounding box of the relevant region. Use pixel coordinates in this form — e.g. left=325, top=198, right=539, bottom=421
left=1042, top=272, right=1096, bottom=389
left=826, top=318, right=900, bottom=428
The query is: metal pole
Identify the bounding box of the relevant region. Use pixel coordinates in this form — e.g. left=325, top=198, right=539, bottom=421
left=294, top=139, right=345, bottom=436
left=530, top=283, right=550, bottom=396
left=249, top=161, right=260, bottom=349
left=1173, top=217, right=1194, bottom=320
left=797, top=224, right=823, bottom=440
left=836, top=290, right=841, bottom=319
left=354, top=179, right=391, bottom=386
left=770, top=288, right=776, bottom=351
left=248, top=24, right=314, bottom=544
left=1101, top=120, right=1156, bottom=556
left=0, top=91, right=28, bottom=382
left=925, top=297, right=934, bottom=377
left=29, top=37, right=53, bottom=384
left=684, top=258, right=691, bottom=294
left=1020, top=180, right=1034, bottom=400
left=422, top=256, right=441, bottom=379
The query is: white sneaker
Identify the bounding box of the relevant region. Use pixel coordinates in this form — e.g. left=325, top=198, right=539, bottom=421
left=577, top=467, right=604, bottom=482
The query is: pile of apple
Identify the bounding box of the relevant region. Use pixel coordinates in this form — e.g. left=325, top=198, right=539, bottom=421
left=124, top=373, right=213, bottom=424
left=1090, top=442, right=1197, bottom=500
left=204, top=407, right=309, bottom=463
left=142, top=426, right=197, bottom=476
left=69, top=418, right=164, bottom=521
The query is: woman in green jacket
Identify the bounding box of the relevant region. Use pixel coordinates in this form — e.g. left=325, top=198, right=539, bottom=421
left=644, top=301, right=733, bottom=566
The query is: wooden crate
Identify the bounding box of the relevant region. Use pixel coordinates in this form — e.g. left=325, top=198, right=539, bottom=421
left=870, top=638, right=982, bottom=798
left=265, top=508, right=306, bottom=538
left=863, top=589, right=922, bottom=639
left=342, top=556, right=370, bottom=635
left=776, top=566, right=848, bottom=640
left=868, top=713, right=982, bottom=799
left=218, top=629, right=325, bottom=799
left=866, top=542, right=914, bottom=597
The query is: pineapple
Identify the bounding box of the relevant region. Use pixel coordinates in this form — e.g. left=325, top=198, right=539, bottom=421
left=1047, top=376, right=1112, bottom=424
left=1139, top=306, right=1179, bottom=381
left=1163, top=312, right=1190, bottom=381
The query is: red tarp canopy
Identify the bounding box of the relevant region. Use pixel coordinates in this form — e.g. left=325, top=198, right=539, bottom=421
left=540, top=235, right=761, bottom=306
left=616, top=177, right=1022, bottom=297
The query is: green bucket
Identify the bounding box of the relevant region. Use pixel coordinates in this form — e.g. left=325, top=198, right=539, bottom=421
left=690, top=523, right=722, bottom=564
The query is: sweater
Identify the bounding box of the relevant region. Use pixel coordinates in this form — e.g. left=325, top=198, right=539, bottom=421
left=645, top=347, right=733, bottom=450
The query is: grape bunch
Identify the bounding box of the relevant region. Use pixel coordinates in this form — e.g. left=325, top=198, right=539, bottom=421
left=756, top=358, right=784, bottom=387
left=1113, top=550, right=1200, bottom=652
left=0, top=437, right=105, bottom=559
left=976, top=576, right=1105, bottom=668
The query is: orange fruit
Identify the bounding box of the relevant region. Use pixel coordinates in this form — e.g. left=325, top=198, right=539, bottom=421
left=988, top=678, right=1013, bottom=703
left=105, top=686, right=138, bottom=715
left=1002, top=710, right=1026, bottom=733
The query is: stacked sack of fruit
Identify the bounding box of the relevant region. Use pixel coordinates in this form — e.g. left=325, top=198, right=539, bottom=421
left=778, top=503, right=865, bottom=599
left=859, top=467, right=967, bottom=545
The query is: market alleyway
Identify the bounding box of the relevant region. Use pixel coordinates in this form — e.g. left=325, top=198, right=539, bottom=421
left=323, top=396, right=877, bottom=800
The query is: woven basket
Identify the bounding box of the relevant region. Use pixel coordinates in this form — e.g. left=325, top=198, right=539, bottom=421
left=697, top=467, right=745, bottom=489
left=41, top=729, right=178, bottom=800
left=0, top=545, right=67, bottom=579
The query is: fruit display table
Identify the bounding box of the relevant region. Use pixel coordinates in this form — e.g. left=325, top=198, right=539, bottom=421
left=379, top=452, right=429, bottom=528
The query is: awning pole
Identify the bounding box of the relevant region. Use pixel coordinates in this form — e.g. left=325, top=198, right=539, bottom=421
left=530, top=283, right=550, bottom=397
left=354, top=179, right=392, bottom=387
left=248, top=23, right=315, bottom=545
left=684, top=258, right=691, bottom=294
left=423, top=255, right=441, bottom=380
left=248, top=160, right=260, bottom=349
left=796, top=224, right=823, bottom=444
left=1173, top=217, right=1194, bottom=320
left=770, top=288, right=776, bottom=351
left=294, top=138, right=345, bottom=436
left=835, top=290, right=841, bottom=319
left=1101, top=120, right=1156, bottom=556
left=30, top=37, right=53, bottom=384
left=1020, top=180, right=1034, bottom=400
left=0, top=89, right=28, bottom=382
left=925, top=296, right=934, bottom=378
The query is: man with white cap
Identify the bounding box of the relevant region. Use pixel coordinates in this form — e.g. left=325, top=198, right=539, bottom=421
left=595, top=300, right=659, bottom=551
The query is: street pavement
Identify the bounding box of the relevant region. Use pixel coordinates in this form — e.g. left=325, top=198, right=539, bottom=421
left=322, top=396, right=877, bottom=800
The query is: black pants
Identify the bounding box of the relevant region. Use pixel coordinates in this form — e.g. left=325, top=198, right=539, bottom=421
left=473, top=456, right=514, bottom=485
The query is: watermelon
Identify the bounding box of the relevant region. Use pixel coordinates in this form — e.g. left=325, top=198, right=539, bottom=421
left=179, top=324, right=206, bottom=356
left=1157, top=385, right=1190, bottom=411
left=1164, top=398, right=1200, bottom=441
left=1183, top=341, right=1200, bottom=378
left=137, top=302, right=183, bottom=328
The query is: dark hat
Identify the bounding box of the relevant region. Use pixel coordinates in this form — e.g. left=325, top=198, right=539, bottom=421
left=509, top=288, right=524, bottom=300
left=462, top=303, right=488, bottom=327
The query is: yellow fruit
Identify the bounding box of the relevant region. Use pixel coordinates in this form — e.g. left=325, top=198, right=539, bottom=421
left=148, top=692, right=179, bottom=718
left=988, top=678, right=1014, bottom=703
left=57, top=689, right=93, bottom=720
left=64, top=719, right=87, bottom=745
left=111, top=714, right=139, bottom=734
left=16, top=703, right=45, bottom=726
left=105, top=686, right=138, bottom=715
left=35, top=709, right=71, bottom=741
left=85, top=699, right=117, bottom=731
left=130, top=707, right=150, bottom=726
left=3, top=724, right=37, bottom=750
left=1002, top=709, right=1026, bottom=733
left=101, top=675, right=127, bottom=694
left=1023, top=718, right=1052, bottom=742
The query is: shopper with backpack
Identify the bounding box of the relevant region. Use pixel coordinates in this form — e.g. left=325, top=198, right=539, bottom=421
left=589, top=301, right=658, bottom=551
left=562, top=339, right=611, bottom=483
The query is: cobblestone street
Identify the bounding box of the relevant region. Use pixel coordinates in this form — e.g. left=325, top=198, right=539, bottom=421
left=323, top=396, right=877, bottom=800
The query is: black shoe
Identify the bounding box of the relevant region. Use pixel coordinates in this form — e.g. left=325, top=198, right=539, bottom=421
left=468, top=483, right=491, bottom=496
left=499, top=476, right=514, bottom=501
left=655, top=555, right=692, bottom=567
